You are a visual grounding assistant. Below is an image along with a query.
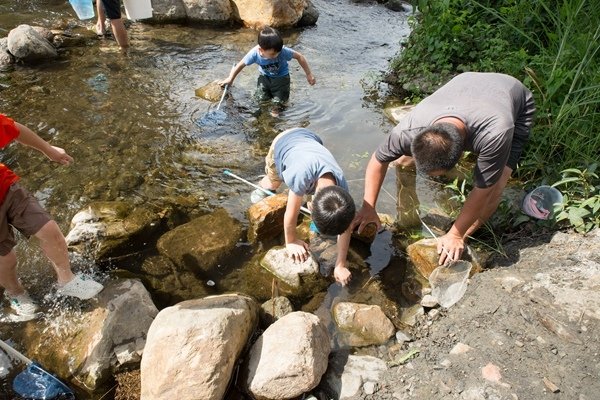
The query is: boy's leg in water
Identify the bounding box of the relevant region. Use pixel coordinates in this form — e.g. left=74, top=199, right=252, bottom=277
left=95, top=0, right=107, bottom=36
left=0, top=251, right=24, bottom=296
left=256, top=75, right=274, bottom=102
left=270, top=75, right=291, bottom=117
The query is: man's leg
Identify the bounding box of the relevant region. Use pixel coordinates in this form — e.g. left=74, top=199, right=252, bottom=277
left=102, top=0, right=129, bottom=50
left=110, top=18, right=129, bottom=50
left=0, top=250, right=24, bottom=295
left=33, top=220, right=74, bottom=285
left=465, top=166, right=513, bottom=237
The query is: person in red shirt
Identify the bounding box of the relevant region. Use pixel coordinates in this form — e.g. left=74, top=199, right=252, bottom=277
left=0, top=114, right=103, bottom=320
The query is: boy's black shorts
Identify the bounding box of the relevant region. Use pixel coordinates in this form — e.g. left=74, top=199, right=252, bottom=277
left=256, top=74, right=291, bottom=104
left=101, top=0, right=122, bottom=20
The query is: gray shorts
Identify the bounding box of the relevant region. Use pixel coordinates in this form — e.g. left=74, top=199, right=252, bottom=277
left=256, top=74, right=291, bottom=104
left=507, top=90, right=536, bottom=170
left=0, top=183, right=51, bottom=256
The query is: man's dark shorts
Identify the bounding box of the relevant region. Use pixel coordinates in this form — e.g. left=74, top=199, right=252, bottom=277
left=0, top=183, right=51, bottom=256
left=101, top=0, right=122, bottom=20
left=256, top=74, right=291, bottom=104
left=507, top=90, right=536, bottom=170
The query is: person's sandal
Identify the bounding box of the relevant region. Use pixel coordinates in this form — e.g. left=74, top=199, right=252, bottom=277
left=57, top=276, right=104, bottom=300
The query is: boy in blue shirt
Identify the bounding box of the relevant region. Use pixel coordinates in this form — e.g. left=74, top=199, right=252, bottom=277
left=219, top=26, right=316, bottom=117
left=252, top=128, right=355, bottom=286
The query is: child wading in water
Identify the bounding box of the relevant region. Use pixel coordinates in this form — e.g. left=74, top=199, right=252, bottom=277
left=219, top=26, right=316, bottom=117
left=0, top=114, right=104, bottom=320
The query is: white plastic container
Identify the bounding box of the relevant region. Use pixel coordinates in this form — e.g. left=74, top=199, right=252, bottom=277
left=123, top=0, right=153, bottom=20
left=69, top=0, right=95, bottom=20
left=521, top=185, right=563, bottom=220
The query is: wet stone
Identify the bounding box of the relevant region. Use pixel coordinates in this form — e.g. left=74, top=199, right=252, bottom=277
left=247, top=193, right=287, bottom=243
left=194, top=81, right=225, bottom=102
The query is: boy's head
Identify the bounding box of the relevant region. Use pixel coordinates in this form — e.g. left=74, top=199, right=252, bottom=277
left=258, top=26, right=283, bottom=57
left=312, top=186, right=356, bottom=236
left=410, top=122, right=464, bottom=176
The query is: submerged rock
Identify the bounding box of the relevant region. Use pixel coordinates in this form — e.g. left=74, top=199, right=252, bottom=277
left=260, top=296, right=294, bottom=327
left=332, top=302, right=396, bottom=347
left=157, top=208, right=243, bottom=274
left=194, top=80, right=225, bottom=102
left=66, top=202, right=162, bottom=262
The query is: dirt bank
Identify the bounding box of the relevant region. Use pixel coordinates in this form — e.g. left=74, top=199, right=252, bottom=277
left=365, top=229, right=600, bottom=400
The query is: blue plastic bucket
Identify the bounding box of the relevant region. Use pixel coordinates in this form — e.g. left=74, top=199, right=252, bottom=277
left=69, top=0, right=95, bottom=20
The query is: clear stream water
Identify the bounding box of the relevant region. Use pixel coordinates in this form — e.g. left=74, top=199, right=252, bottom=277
left=0, top=0, right=418, bottom=397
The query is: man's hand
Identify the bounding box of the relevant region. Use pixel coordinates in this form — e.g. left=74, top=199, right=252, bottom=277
left=352, top=203, right=381, bottom=235
left=286, top=240, right=310, bottom=263
left=46, top=146, right=73, bottom=165
left=306, top=74, right=316, bottom=85
left=333, top=264, right=351, bottom=286
left=437, top=231, right=465, bottom=265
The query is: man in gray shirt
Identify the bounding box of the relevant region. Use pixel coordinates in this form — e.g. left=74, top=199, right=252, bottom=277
left=354, top=72, right=535, bottom=264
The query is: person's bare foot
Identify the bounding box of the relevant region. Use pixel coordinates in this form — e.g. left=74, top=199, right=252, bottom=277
left=95, top=23, right=105, bottom=37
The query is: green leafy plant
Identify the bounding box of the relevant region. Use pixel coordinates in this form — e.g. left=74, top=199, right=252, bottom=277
left=552, top=164, right=600, bottom=232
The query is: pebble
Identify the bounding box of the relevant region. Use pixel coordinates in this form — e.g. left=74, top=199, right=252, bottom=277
left=440, top=358, right=452, bottom=368
left=396, top=330, right=413, bottom=344
left=515, top=340, right=524, bottom=347
left=421, top=294, right=439, bottom=308
left=543, top=377, right=560, bottom=393
left=449, top=342, right=473, bottom=355
left=481, top=363, right=502, bottom=383
left=363, top=381, right=377, bottom=395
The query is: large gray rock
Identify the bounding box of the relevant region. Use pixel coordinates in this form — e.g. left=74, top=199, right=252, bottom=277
left=182, top=0, right=233, bottom=22
left=245, top=311, right=330, bottom=400
left=318, top=354, right=388, bottom=399
left=0, top=38, right=15, bottom=69
left=297, top=0, right=319, bottom=27
left=150, top=0, right=187, bottom=21
left=141, top=294, right=259, bottom=400
left=22, top=279, right=158, bottom=390
left=157, top=208, right=243, bottom=273
left=231, top=0, right=306, bottom=28
left=7, top=24, right=57, bottom=62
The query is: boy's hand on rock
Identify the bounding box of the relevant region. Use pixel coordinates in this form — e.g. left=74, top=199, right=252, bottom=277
left=286, top=240, right=310, bottom=263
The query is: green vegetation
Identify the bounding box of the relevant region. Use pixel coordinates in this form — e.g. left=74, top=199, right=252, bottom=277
left=391, top=0, right=600, bottom=232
